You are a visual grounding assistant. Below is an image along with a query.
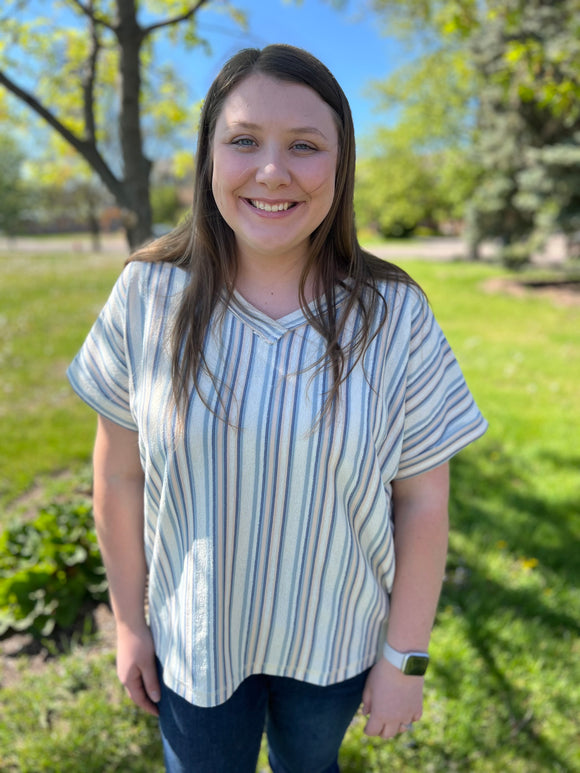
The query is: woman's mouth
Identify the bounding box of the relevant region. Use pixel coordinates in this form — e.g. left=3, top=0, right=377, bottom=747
left=247, top=199, right=298, bottom=213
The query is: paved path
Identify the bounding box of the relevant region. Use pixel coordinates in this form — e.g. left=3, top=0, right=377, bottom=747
left=0, top=233, right=568, bottom=264
left=371, top=235, right=567, bottom=265
left=0, top=234, right=128, bottom=254
left=371, top=237, right=491, bottom=262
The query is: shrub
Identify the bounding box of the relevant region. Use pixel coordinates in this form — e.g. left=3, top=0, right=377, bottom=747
left=0, top=501, right=107, bottom=638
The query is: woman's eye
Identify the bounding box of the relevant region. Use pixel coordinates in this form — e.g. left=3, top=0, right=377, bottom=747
left=232, top=137, right=256, bottom=147
left=292, top=142, right=316, bottom=151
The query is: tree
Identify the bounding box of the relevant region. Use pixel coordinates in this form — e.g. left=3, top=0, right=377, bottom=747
left=355, top=129, right=444, bottom=237
left=0, top=0, right=244, bottom=248
left=366, top=0, right=580, bottom=263
left=466, top=0, right=580, bottom=264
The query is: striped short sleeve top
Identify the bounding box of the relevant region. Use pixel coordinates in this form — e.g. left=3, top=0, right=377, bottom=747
left=67, top=260, right=487, bottom=707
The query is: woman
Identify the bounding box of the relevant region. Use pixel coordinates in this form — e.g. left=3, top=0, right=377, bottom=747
left=68, top=44, right=487, bottom=773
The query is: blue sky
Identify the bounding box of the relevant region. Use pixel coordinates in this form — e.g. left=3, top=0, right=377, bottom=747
left=157, top=0, right=409, bottom=140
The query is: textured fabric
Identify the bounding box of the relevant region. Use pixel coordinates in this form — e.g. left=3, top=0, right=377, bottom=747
left=67, top=260, right=487, bottom=707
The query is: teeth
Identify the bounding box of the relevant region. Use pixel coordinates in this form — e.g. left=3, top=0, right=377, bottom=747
left=250, top=200, right=292, bottom=212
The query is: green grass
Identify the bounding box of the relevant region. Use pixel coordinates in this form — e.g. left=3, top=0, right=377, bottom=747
left=0, top=250, right=124, bottom=511
left=0, top=646, right=164, bottom=772
left=1, top=249, right=579, bottom=771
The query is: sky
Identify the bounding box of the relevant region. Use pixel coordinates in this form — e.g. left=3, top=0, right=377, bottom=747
left=154, top=0, right=410, bottom=141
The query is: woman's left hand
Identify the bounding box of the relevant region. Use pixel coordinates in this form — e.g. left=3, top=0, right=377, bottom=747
left=362, top=658, right=424, bottom=739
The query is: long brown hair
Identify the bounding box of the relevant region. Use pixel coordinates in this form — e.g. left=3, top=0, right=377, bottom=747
left=130, top=44, right=418, bottom=418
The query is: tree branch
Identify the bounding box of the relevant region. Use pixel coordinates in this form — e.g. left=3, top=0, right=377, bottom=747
left=81, top=0, right=100, bottom=143
left=142, top=0, right=210, bottom=37
left=0, top=68, right=127, bottom=206
left=68, top=0, right=117, bottom=32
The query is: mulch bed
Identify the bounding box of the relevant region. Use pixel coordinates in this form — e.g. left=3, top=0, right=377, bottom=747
left=483, top=276, right=580, bottom=306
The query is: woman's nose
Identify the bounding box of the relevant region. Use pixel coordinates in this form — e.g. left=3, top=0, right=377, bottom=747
left=255, top=147, right=291, bottom=188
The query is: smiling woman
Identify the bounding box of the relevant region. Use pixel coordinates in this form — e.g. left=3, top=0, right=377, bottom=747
left=66, top=44, right=487, bottom=773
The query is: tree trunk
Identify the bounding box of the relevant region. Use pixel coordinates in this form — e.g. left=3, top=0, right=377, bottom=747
left=467, top=240, right=480, bottom=261
left=87, top=195, right=102, bottom=252
left=116, top=0, right=153, bottom=250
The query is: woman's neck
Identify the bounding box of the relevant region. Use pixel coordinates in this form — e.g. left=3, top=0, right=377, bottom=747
left=233, top=254, right=317, bottom=320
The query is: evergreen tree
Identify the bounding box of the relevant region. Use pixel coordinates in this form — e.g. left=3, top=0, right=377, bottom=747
left=467, top=0, right=580, bottom=265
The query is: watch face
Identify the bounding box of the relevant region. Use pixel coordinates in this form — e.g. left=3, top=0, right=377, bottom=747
left=404, top=655, right=429, bottom=676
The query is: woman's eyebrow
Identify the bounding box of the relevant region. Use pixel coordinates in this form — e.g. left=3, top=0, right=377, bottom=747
left=291, top=126, right=328, bottom=139
left=225, top=120, right=329, bottom=139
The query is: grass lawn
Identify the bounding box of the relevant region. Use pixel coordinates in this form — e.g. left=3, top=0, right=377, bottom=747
left=0, top=250, right=124, bottom=510
left=0, top=247, right=579, bottom=772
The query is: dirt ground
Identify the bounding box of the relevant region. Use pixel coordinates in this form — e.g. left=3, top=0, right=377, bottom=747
left=482, top=276, right=580, bottom=306
left=0, top=603, right=117, bottom=689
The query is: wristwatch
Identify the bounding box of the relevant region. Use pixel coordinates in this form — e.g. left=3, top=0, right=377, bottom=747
left=382, top=641, right=430, bottom=676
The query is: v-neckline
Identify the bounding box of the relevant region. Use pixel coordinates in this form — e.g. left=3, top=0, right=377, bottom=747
left=226, top=284, right=350, bottom=343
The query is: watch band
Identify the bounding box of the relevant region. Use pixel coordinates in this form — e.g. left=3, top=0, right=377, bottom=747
left=382, top=641, right=430, bottom=676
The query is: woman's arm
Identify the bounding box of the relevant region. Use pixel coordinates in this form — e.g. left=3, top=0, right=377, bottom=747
left=93, top=414, right=160, bottom=716
left=362, top=462, right=449, bottom=739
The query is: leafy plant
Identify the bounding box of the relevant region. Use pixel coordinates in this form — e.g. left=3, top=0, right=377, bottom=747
left=0, top=501, right=107, bottom=638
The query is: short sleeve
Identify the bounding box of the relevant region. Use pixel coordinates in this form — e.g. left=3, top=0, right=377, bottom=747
left=395, top=295, right=487, bottom=479
left=67, top=266, right=138, bottom=430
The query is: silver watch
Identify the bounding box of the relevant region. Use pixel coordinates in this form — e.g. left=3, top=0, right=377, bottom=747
left=382, top=641, right=429, bottom=676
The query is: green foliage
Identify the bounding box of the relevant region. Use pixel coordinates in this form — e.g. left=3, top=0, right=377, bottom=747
left=498, top=6, right=580, bottom=123
left=0, top=501, right=107, bottom=638
left=370, top=0, right=480, bottom=38
left=368, top=46, right=476, bottom=149
left=151, top=183, right=183, bottom=226
left=355, top=131, right=438, bottom=237
left=0, top=0, right=213, bottom=147
left=355, top=126, right=480, bottom=236
left=359, top=44, right=481, bottom=234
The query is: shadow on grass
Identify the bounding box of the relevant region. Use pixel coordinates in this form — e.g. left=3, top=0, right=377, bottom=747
left=450, top=444, right=580, bottom=607
left=436, top=443, right=580, bottom=771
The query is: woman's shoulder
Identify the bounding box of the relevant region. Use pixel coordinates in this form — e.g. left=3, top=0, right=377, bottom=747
left=363, top=253, right=425, bottom=307
left=370, top=274, right=427, bottom=322
left=121, top=259, right=190, bottom=298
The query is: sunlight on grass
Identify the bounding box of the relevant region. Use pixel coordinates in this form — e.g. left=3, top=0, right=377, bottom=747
left=0, top=251, right=125, bottom=509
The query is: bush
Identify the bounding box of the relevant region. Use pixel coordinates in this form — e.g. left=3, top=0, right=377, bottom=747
left=0, top=501, right=107, bottom=638
left=500, top=241, right=533, bottom=269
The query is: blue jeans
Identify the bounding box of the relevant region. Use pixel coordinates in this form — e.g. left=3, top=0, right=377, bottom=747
left=157, top=662, right=370, bottom=773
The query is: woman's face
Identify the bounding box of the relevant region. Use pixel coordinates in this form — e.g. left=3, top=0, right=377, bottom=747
left=211, top=73, right=339, bottom=269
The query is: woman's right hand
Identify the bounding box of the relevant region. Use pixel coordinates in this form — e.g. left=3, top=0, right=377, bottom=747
left=116, top=622, right=161, bottom=716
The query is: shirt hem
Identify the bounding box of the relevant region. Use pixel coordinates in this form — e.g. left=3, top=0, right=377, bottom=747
left=161, top=656, right=378, bottom=708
